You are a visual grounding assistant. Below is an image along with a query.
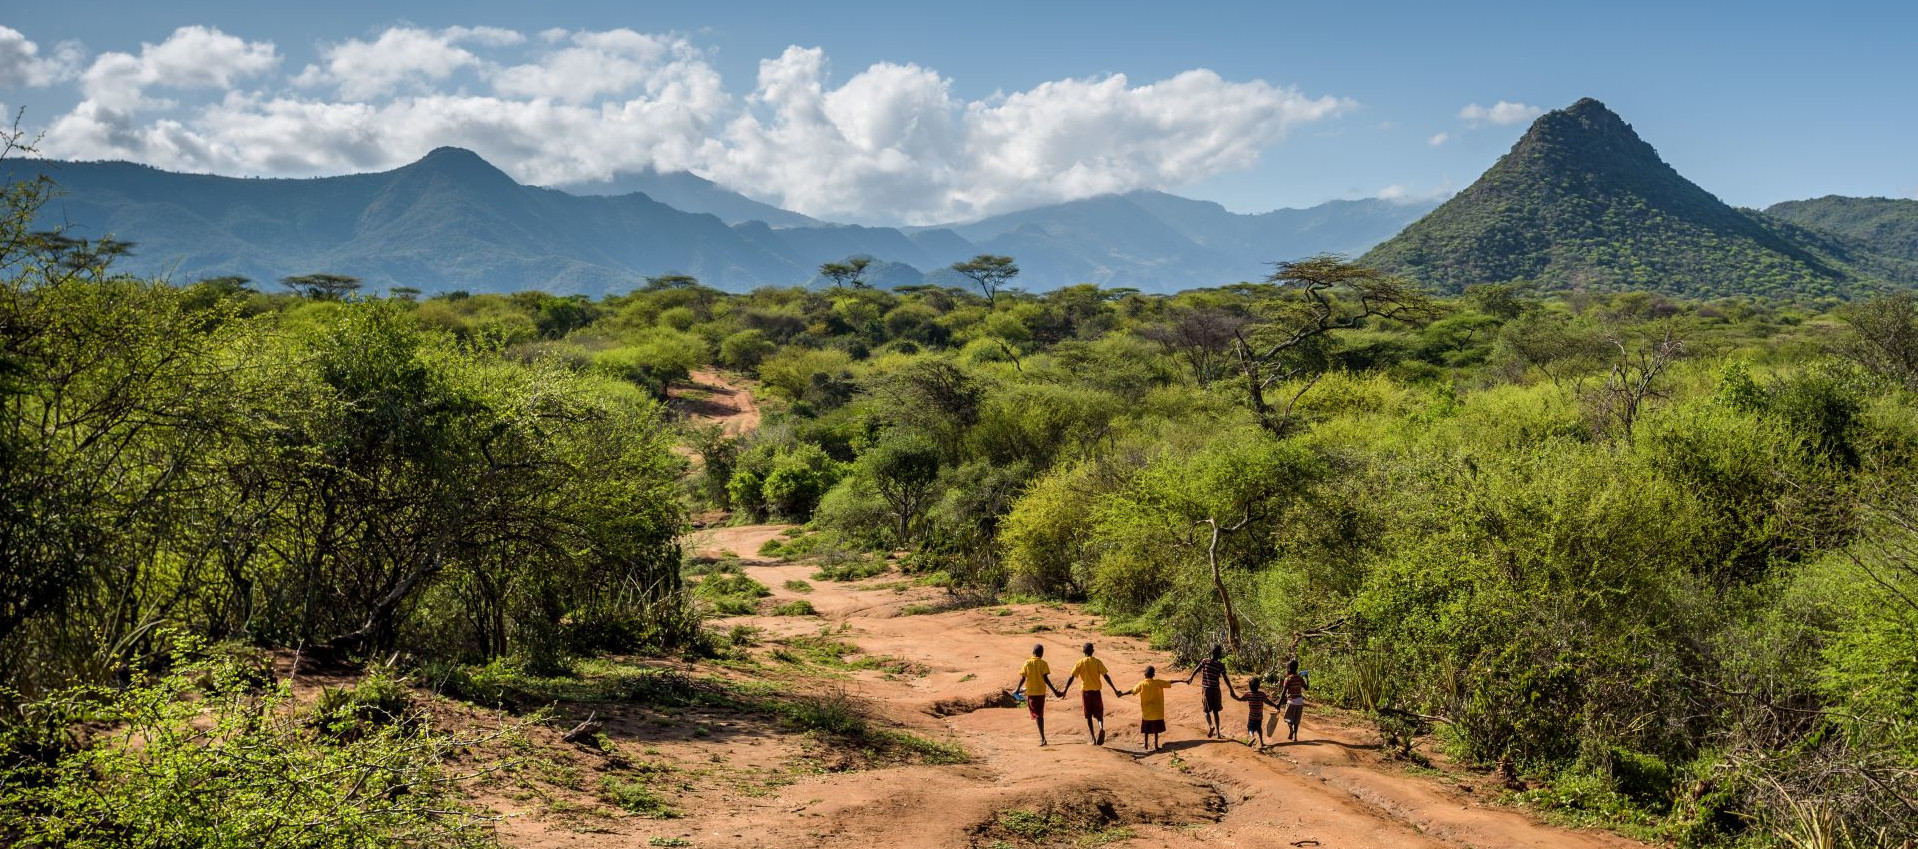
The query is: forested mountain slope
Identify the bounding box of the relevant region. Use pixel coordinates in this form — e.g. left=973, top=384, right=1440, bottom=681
left=1364, top=98, right=1914, bottom=297
left=13, top=150, right=1433, bottom=295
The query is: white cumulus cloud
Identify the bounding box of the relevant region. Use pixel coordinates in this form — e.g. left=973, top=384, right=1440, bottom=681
left=294, top=26, right=522, bottom=100
left=1458, top=100, right=1543, bottom=126
left=0, top=26, right=85, bottom=88
left=707, top=51, right=1352, bottom=222
left=24, top=24, right=1355, bottom=224
left=492, top=29, right=713, bottom=105
left=1427, top=132, right=1450, bottom=146
left=44, top=26, right=278, bottom=164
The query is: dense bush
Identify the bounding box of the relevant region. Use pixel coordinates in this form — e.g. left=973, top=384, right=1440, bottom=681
left=0, top=639, right=502, bottom=849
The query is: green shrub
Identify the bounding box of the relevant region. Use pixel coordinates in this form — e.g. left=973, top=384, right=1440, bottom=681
left=310, top=668, right=415, bottom=741
left=601, top=775, right=677, bottom=817
left=719, top=329, right=775, bottom=370
left=1609, top=748, right=1674, bottom=812
left=0, top=654, right=498, bottom=849
left=812, top=559, right=888, bottom=582
left=773, top=600, right=818, bottom=616
left=692, top=570, right=771, bottom=615
left=563, top=590, right=705, bottom=657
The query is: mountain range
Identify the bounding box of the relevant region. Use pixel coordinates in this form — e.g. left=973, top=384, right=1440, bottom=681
left=1362, top=98, right=1918, bottom=297
left=9, top=151, right=1433, bottom=296
left=13, top=97, right=1915, bottom=299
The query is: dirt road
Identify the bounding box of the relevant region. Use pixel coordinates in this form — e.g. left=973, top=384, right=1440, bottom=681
left=669, top=369, right=761, bottom=437
left=633, top=523, right=1644, bottom=849
left=488, top=376, right=1640, bottom=848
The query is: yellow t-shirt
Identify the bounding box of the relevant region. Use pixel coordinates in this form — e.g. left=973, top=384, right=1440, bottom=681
left=1131, top=679, right=1172, bottom=721
left=1020, top=657, right=1051, bottom=696
left=1069, top=656, right=1108, bottom=691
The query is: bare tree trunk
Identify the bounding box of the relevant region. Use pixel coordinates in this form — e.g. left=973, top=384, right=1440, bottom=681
left=1236, top=344, right=1281, bottom=439
left=1204, top=520, right=1243, bottom=654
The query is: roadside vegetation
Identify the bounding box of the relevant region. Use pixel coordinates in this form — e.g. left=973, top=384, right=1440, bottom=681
left=4, top=140, right=1916, bottom=846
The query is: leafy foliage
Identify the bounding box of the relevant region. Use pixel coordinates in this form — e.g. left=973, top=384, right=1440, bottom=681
left=0, top=639, right=502, bottom=849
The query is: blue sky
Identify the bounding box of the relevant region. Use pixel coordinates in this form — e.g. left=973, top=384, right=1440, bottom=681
left=2, top=0, right=1912, bottom=224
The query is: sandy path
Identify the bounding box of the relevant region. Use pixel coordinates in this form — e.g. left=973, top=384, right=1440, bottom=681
left=638, top=528, right=1646, bottom=849
left=670, top=369, right=761, bottom=437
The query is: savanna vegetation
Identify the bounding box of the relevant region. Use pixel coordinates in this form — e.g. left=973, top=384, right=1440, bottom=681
left=4, top=134, right=1917, bottom=848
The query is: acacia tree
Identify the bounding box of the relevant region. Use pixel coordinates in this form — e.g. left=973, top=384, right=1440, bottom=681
left=863, top=433, right=941, bottom=546
left=951, top=254, right=1019, bottom=309
left=1838, top=290, right=1918, bottom=391
left=1231, top=255, right=1437, bottom=437
left=1139, top=308, right=1247, bottom=387
left=280, top=273, right=362, bottom=301
left=1580, top=323, right=1685, bottom=444
left=819, top=255, right=872, bottom=288
left=1093, top=434, right=1317, bottom=655
left=0, top=134, right=267, bottom=691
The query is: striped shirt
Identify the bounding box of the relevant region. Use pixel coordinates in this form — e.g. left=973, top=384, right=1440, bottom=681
left=1282, top=673, right=1306, bottom=701
left=1197, top=658, right=1225, bottom=689
left=1241, top=689, right=1278, bottom=719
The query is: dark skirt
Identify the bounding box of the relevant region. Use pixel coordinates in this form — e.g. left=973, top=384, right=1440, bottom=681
left=1284, top=703, right=1304, bottom=725
left=1202, top=686, right=1223, bottom=713
left=1081, top=690, right=1105, bottom=720
left=1027, top=694, right=1045, bottom=720
left=1140, top=718, right=1167, bottom=734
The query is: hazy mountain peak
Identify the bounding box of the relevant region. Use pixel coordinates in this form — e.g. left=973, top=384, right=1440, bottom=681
left=402, top=147, right=517, bottom=185
left=552, top=167, right=821, bottom=228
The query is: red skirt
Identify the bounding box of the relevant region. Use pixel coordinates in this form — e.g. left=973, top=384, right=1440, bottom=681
left=1027, top=694, right=1045, bottom=720
left=1140, top=719, right=1166, bottom=734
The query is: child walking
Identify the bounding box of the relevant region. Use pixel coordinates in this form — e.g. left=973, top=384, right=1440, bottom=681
left=1183, top=645, right=1230, bottom=738
left=1013, top=644, right=1065, bottom=746
left=1114, top=665, right=1176, bottom=752
left=1280, top=659, right=1309, bottom=742
left=1229, top=676, right=1281, bottom=749
left=1063, top=642, right=1120, bottom=745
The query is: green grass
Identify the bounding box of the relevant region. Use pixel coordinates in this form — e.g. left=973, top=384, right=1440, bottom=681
left=772, top=599, right=818, bottom=616
left=782, top=579, right=813, bottom=593
left=991, top=804, right=1123, bottom=846
left=692, top=569, right=771, bottom=615
left=602, top=775, right=677, bottom=817
left=810, top=559, right=888, bottom=582
left=998, top=810, right=1060, bottom=841
left=1079, top=827, right=1136, bottom=847
left=432, top=657, right=725, bottom=711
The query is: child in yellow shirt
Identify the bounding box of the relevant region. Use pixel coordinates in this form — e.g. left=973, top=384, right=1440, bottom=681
left=1113, top=665, right=1178, bottom=752
left=1012, top=643, right=1065, bottom=746
left=1061, top=642, right=1121, bottom=745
